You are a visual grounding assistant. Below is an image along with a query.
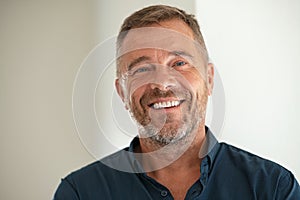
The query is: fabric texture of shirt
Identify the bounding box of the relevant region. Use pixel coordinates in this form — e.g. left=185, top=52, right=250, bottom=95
left=54, top=128, right=300, bottom=199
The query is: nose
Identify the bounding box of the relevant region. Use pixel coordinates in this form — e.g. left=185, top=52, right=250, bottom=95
left=149, top=66, right=177, bottom=91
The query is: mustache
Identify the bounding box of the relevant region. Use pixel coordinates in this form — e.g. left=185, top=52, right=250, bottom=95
left=140, top=88, right=190, bottom=106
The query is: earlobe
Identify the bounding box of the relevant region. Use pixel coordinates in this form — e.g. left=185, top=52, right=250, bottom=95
left=207, top=63, right=214, bottom=96
left=115, top=79, right=128, bottom=110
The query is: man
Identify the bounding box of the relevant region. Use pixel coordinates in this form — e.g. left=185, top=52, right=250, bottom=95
left=54, top=5, right=300, bottom=199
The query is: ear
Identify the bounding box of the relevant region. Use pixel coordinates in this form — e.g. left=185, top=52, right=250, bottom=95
left=115, top=79, right=129, bottom=110
left=207, top=63, right=214, bottom=96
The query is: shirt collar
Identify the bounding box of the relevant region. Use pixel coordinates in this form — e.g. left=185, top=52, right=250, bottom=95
left=203, top=126, right=220, bottom=171
left=128, top=126, right=220, bottom=172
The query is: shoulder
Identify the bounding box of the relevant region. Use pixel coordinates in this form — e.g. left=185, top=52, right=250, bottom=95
left=220, top=143, right=290, bottom=176
left=65, top=160, right=109, bottom=182
left=206, top=142, right=300, bottom=199
left=53, top=160, right=108, bottom=199
left=54, top=149, right=137, bottom=199
left=65, top=148, right=133, bottom=184
left=218, top=142, right=287, bottom=171
left=217, top=143, right=300, bottom=195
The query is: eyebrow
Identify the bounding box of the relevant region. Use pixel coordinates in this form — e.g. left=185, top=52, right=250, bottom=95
left=168, top=50, right=193, bottom=59
left=128, top=56, right=151, bottom=71
left=127, top=50, right=193, bottom=71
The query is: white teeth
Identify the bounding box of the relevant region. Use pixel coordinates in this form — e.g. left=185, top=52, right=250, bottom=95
left=152, top=101, right=180, bottom=109
left=167, top=101, right=171, bottom=107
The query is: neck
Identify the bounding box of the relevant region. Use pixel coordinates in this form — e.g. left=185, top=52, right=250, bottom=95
left=137, top=125, right=206, bottom=200
left=137, top=124, right=206, bottom=173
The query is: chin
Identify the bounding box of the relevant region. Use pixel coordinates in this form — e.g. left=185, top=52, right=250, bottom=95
left=150, top=131, right=187, bottom=145
left=149, top=123, right=193, bottom=145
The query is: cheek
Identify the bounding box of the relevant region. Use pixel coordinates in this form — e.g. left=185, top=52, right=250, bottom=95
left=181, top=70, right=207, bottom=94
left=128, top=85, right=146, bottom=106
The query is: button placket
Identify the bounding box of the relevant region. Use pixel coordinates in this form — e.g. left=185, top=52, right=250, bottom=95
left=160, top=190, right=168, bottom=197
left=200, top=158, right=209, bottom=186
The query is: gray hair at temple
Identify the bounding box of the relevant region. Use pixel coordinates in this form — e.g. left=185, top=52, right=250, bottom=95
left=116, top=5, right=208, bottom=77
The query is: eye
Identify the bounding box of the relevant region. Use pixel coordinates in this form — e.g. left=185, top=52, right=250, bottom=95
left=173, top=60, right=187, bottom=67
left=135, top=67, right=148, bottom=73
left=131, top=65, right=153, bottom=75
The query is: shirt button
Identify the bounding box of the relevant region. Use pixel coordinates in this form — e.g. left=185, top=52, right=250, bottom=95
left=160, top=190, right=168, bottom=197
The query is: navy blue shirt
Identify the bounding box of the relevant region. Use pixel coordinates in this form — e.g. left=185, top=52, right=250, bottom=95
left=54, top=128, right=300, bottom=199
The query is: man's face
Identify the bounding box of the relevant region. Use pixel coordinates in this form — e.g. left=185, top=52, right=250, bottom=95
left=116, top=19, right=214, bottom=145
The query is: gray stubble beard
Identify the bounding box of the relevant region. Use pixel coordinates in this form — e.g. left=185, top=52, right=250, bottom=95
left=129, top=86, right=208, bottom=152
left=137, top=98, right=206, bottom=151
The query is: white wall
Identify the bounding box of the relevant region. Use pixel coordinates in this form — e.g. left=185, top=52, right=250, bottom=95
left=0, top=1, right=99, bottom=199
left=196, top=0, right=300, bottom=179
left=0, top=0, right=195, bottom=200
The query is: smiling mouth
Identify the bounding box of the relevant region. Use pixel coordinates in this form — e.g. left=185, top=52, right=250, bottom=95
left=149, top=100, right=184, bottom=110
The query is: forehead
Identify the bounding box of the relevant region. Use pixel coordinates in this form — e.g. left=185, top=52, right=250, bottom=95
left=117, top=19, right=201, bottom=59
